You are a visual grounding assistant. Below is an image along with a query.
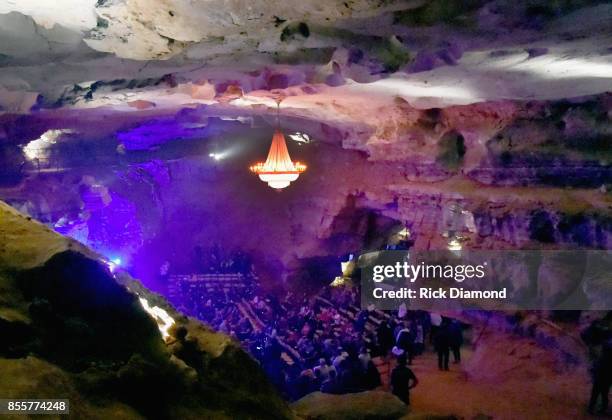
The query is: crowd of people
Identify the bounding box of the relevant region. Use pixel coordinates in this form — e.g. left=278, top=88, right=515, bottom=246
left=143, top=231, right=612, bottom=415
left=167, top=264, right=466, bottom=403
left=164, top=246, right=612, bottom=414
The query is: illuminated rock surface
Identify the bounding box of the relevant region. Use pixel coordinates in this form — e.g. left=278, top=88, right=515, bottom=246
left=0, top=1, right=611, bottom=110
left=0, top=1, right=610, bottom=417
left=0, top=3, right=609, bottom=262
left=292, top=391, right=409, bottom=420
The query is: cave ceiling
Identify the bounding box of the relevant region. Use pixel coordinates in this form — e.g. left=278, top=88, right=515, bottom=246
left=0, top=1, right=610, bottom=118
left=0, top=0, right=610, bottom=257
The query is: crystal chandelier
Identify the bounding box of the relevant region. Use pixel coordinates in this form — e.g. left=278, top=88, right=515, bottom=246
left=250, top=100, right=306, bottom=189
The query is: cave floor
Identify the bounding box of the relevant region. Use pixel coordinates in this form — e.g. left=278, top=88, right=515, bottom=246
left=375, top=346, right=596, bottom=420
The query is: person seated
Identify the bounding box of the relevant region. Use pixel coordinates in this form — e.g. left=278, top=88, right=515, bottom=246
left=320, top=369, right=342, bottom=394
left=314, top=357, right=337, bottom=381
left=312, top=368, right=323, bottom=391
left=358, top=346, right=371, bottom=370
left=337, top=351, right=365, bottom=393
left=355, top=309, right=369, bottom=333
left=332, top=349, right=348, bottom=369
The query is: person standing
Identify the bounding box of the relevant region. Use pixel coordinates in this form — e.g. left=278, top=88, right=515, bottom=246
left=414, top=320, right=425, bottom=356
left=395, top=321, right=415, bottom=364
left=391, top=355, right=418, bottom=405
left=377, top=320, right=393, bottom=356
left=449, top=319, right=463, bottom=363
left=434, top=320, right=450, bottom=371
left=589, top=340, right=612, bottom=414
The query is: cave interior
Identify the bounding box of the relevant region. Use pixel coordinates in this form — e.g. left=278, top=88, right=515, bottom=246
left=0, top=0, right=611, bottom=419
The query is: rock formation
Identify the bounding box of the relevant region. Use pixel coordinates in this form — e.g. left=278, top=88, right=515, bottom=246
left=0, top=1, right=610, bottom=417
left=0, top=201, right=293, bottom=419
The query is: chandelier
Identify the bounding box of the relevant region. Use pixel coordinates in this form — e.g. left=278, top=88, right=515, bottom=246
left=250, top=100, right=306, bottom=189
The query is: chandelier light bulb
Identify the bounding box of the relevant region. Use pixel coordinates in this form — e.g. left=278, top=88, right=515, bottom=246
left=250, top=129, right=307, bottom=189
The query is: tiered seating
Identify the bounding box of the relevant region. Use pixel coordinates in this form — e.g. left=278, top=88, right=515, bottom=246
left=167, top=273, right=251, bottom=300
left=316, top=296, right=382, bottom=333
left=241, top=298, right=300, bottom=365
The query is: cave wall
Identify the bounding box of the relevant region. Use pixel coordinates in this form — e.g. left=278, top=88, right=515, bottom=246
left=0, top=201, right=293, bottom=419
left=0, top=95, right=609, bottom=293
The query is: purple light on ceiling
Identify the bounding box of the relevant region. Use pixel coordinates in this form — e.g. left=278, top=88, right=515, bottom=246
left=117, top=118, right=209, bottom=151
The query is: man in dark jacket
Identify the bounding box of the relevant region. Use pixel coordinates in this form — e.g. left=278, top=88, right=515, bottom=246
left=395, top=321, right=415, bottom=364
left=589, top=340, right=612, bottom=414
left=434, top=321, right=450, bottom=371
left=448, top=319, right=463, bottom=363
left=391, top=355, right=418, bottom=405
left=377, top=320, right=394, bottom=356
